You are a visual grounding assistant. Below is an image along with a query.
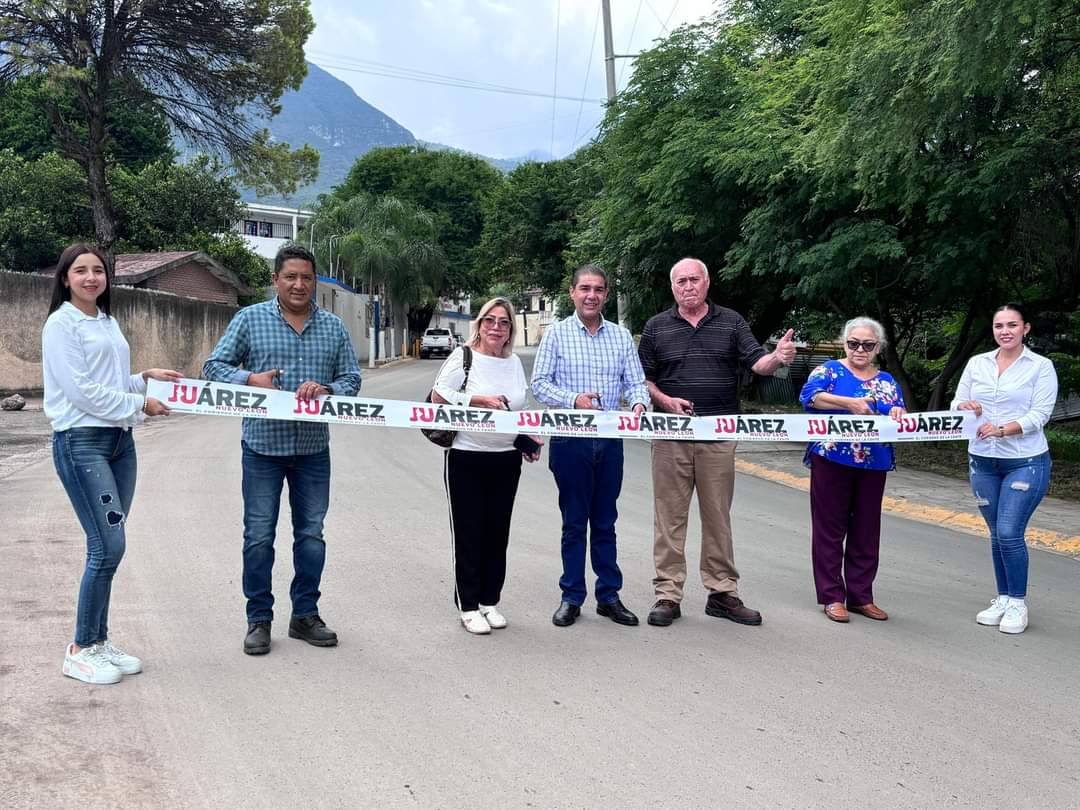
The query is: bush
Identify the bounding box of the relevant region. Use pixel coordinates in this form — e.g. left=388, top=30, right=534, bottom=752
left=1047, top=428, right=1080, bottom=463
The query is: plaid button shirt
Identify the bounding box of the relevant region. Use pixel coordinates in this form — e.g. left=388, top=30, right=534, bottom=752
left=203, top=298, right=361, bottom=456
left=531, top=313, right=649, bottom=411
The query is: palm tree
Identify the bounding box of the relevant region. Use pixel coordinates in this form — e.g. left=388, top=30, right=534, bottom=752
left=307, top=193, right=446, bottom=356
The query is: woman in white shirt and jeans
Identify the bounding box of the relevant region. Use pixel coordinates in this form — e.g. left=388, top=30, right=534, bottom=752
left=953, top=304, right=1058, bottom=634
left=432, top=297, right=543, bottom=634
left=43, top=244, right=180, bottom=684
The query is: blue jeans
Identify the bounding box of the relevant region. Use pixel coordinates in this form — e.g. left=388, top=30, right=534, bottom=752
left=548, top=437, right=624, bottom=606
left=969, top=452, right=1052, bottom=598
left=53, top=428, right=137, bottom=647
left=241, top=443, right=331, bottom=623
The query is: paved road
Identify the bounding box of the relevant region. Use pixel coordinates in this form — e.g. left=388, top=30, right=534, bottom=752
left=2, top=356, right=1079, bottom=809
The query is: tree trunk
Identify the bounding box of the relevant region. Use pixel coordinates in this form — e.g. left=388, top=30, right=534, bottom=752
left=875, top=304, right=919, bottom=409
left=926, top=303, right=985, bottom=411
left=85, top=107, right=118, bottom=253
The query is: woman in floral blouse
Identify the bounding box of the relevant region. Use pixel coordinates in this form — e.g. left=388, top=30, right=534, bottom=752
left=799, top=317, right=906, bottom=623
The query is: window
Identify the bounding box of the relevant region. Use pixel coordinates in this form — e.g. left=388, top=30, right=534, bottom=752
left=259, top=221, right=274, bottom=238
left=244, top=220, right=259, bottom=236
left=539, top=298, right=545, bottom=311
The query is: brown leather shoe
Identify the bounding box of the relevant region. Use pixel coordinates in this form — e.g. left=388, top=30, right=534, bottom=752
left=824, top=602, right=850, bottom=622
left=705, top=592, right=762, bottom=626
left=849, top=603, right=888, bottom=621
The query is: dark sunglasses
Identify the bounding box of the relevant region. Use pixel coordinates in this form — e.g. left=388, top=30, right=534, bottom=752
left=846, top=339, right=879, bottom=352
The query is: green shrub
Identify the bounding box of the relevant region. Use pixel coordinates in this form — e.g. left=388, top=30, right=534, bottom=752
left=1047, top=428, right=1080, bottom=462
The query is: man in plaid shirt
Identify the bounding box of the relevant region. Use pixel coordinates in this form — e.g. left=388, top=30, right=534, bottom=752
left=204, top=245, right=361, bottom=655
left=532, top=265, right=649, bottom=628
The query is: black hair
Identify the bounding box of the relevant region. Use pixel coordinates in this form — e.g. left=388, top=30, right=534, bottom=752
left=47, top=243, right=111, bottom=317
left=994, top=302, right=1027, bottom=322
left=571, top=264, right=608, bottom=288
left=274, top=244, right=317, bottom=276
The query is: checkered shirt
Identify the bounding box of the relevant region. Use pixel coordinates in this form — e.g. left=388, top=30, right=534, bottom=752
left=203, top=298, right=361, bottom=456
left=531, top=313, right=649, bottom=411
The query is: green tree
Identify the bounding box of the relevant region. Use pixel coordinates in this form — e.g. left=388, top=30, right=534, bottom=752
left=0, top=149, right=90, bottom=271
left=478, top=156, right=592, bottom=299
left=0, top=74, right=174, bottom=170
left=0, top=0, right=315, bottom=250
left=335, top=146, right=501, bottom=296
left=304, top=193, right=446, bottom=346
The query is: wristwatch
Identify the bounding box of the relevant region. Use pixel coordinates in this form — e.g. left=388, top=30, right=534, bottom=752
left=997, top=425, right=1005, bottom=438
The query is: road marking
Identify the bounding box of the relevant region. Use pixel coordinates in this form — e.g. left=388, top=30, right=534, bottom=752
left=734, top=458, right=1080, bottom=556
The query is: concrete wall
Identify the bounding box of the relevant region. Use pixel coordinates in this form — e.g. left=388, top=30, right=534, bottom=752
left=0, top=270, right=238, bottom=394
left=140, top=261, right=238, bottom=306
left=315, top=280, right=371, bottom=363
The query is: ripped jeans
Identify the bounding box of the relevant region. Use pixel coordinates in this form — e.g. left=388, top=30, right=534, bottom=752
left=53, top=427, right=137, bottom=647
left=969, top=452, right=1051, bottom=599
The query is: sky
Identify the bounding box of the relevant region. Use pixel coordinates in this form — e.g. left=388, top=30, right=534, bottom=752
left=306, top=0, right=719, bottom=160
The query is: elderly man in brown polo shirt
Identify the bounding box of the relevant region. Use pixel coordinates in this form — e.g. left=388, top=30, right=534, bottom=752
left=638, top=257, right=796, bottom=627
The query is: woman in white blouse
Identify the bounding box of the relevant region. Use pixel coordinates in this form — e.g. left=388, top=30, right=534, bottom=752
left=43, top=244, right=181, bottom=684
left=432, top=297, right=543, bottom=634
left=953, top=304, right=1058, bottom=634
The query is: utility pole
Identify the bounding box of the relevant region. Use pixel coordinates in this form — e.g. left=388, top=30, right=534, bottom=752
left=602, top=0, right=629, bottom=327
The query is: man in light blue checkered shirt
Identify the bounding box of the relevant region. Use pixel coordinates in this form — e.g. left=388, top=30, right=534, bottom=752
left=203, top=245, right=360, bottom=655
left=531, top=264, right=649, bottom=629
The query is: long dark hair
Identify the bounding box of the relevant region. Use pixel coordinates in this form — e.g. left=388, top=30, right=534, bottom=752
left=48, top=243, right=112, bottom=317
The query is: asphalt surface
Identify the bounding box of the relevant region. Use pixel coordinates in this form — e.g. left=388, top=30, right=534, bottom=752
left=2, top=354, right=1079, bottom=809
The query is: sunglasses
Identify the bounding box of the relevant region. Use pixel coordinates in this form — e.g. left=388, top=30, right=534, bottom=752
left=481, top=316, right=511, bottom=329
left=846, top=339, right=879, bottom=352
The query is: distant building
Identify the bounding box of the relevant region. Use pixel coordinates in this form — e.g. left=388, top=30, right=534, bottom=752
left=429, top=294, right=473, bottom=344
left=516, top=288, right=557, bottom=347
left=42, top=251, right=252, bottom=306
left=235, top=201, right=314, bottom=260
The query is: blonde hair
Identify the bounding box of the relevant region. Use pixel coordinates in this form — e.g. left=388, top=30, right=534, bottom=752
left=469, top=297, right=518, bottom=357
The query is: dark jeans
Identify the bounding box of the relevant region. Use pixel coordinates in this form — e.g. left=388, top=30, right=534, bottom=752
left=445, top=448, right=523, bottom=611
left=548, top=437, right=624, bottom=606
left=241, top=443, right=331, bottom=623
left=809, top=455, right=887, bottom=606
left=969, top=452, right=1052, bottom=598
left=52, top=427, right=137, bottom=647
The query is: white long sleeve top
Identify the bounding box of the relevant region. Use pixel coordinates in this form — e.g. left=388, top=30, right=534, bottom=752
left=42, top=302, right=147, bottom=432
left=433, top=346, right=528, bottom=452
left=951, top=346, right=1058, bottom=459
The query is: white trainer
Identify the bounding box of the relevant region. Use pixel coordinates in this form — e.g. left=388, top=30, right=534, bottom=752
left=100, top=640, right=143, bottom=675
left=976, top=596, right=1010, bottom=626
left=999, top=601, right=1028, bottom=634
left=62, top=643, right=123, bottom=685
left=479, top=605, right=507, bottom=629
left=460, top=610, right=491, bottom=635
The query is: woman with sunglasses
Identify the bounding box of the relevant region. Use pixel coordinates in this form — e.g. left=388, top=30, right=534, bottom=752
left=43, top=243, right=181, bottom=684
left=431, top=298, right=543, bottom=635
left=953, top=304, right=1057, bottom=634
left=799, top=317, right=906, bottom=623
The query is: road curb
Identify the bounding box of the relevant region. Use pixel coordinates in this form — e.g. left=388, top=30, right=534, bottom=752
left=734, top=458, right=1080, bottom=558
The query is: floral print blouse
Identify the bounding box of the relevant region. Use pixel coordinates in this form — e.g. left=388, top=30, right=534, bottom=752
left=798, top=359, right=905, bottom=471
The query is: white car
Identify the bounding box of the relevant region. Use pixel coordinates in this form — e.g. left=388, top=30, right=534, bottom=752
left=420, top=327, right=454, bottom=359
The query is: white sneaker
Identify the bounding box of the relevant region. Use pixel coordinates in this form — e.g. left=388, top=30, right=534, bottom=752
left=999, top=601, right=1028, bottom=634
left=976, top=596, right=1010, bottom=626
left=62, top=643, right=123, bottom=685
left=460, top=610, right=491, bottom=635
left=479, top=605, right=507, bottom=629
left=100, top=640, right=143, bottom=675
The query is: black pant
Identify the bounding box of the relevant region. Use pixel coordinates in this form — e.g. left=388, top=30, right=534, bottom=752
left=445, top=448, right=523, bottom=611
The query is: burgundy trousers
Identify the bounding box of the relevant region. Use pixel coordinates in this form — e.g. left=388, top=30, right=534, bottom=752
left=809, top=454, right=888, bottom=606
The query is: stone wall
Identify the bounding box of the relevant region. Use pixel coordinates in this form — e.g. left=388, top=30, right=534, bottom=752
left=0, top=270, right=238, bottom=394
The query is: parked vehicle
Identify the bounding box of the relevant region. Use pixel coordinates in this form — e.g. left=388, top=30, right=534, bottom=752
left=420, top=327, right=454, bottom=359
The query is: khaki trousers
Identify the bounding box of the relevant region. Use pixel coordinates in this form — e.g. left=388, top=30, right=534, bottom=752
left=651, top=439, right=739, bottom=601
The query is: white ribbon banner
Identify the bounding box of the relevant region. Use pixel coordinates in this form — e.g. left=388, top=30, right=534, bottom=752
left=148, top=378, right=978, bottom=444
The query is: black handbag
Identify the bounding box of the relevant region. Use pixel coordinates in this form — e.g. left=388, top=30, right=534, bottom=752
left=422, top=346, right=472, bottom=448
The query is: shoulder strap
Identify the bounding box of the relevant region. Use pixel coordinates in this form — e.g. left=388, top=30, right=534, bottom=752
left=459, top=346, right=472, bottom=392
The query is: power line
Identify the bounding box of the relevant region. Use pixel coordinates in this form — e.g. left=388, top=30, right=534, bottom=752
left=617, top=0, right=644, bottom=88
left=550, top=0, right=562, bottom=158
left=572, top=2, right=602, bottom=149
left=643, top=0, right=669, bottom=34
left=308, top=55, right=604, bottom=104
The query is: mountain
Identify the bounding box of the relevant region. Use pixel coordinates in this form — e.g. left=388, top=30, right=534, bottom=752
left=242, top=63, right=536, bottom=206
